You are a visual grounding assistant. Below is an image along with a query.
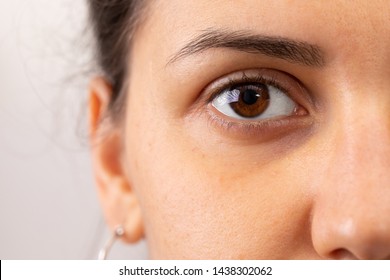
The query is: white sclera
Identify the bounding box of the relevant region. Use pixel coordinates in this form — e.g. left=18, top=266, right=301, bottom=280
left=211, top=85, right=296, bottom=120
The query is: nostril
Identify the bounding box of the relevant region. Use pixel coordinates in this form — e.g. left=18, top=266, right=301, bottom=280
left=330, top=248, right=358, bottom=260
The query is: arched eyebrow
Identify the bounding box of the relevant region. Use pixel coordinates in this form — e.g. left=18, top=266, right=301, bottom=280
left=167, top=29, right=325, bottom=67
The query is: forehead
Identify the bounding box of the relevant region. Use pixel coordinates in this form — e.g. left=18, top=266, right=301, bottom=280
left=136, top=0, right=390, bottom=60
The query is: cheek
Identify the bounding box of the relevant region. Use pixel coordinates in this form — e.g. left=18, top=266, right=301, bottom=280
left=123, top=82, right=320, bottom=259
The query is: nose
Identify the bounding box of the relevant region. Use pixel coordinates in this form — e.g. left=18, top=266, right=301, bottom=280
left=311, top=104, right=390, bottom=260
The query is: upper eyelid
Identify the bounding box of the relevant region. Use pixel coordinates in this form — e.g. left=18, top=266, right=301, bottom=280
left=206, top=72, right=293, bottom=105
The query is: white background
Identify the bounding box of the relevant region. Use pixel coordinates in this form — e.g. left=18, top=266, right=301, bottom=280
left=3, top=260, right=390, bottom=280
left=0, top=0, right=147, bottom=259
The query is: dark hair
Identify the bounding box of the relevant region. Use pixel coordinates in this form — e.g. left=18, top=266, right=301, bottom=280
left=88, top=0, right=146, bottom=120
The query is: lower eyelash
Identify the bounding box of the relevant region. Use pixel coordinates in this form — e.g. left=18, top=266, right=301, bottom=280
left=201, top=101, right=313, bottom=148
left=206, top=106, right=302, bottom=136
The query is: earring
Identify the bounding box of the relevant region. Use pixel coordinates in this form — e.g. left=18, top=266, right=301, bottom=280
left=98, top=225, right=125, bottom=260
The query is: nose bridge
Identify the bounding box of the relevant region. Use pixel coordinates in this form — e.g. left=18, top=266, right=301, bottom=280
left=326, top=101, right=390, bottom=220
left=334, top=91, right=390, bottom=183
left=311, top=89, right=390, bottom=259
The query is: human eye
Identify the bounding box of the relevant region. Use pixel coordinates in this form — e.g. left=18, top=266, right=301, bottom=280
left=210, top=72, right=301, bottom=121
left=201, top=69, right=311, bottom=139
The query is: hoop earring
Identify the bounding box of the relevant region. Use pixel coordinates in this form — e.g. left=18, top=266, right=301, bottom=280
left=98, top=225, right=125, bottom=260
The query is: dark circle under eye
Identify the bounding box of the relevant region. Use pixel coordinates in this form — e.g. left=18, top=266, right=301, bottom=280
left=230, top=84, right=270, bottom=118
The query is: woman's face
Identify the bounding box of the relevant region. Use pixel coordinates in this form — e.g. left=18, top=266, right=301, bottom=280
left=91, top=0, right=390, bottom=259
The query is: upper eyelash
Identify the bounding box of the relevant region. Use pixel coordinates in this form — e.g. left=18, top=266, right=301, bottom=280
left=206, top=73, right=293, bottom=105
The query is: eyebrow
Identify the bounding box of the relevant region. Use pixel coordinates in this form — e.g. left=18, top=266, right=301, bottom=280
left=168, top=29, right=325, bottom=67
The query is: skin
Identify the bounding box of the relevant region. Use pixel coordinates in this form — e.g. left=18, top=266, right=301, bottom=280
left=89, top=0, right=390, bottom=259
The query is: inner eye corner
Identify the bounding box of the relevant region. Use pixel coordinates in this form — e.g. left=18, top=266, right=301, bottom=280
left=294, top=104, right=309, bottom=116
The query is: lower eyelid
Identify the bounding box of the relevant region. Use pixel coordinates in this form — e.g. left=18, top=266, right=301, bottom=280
left=205, top=105, right=313, bottom=142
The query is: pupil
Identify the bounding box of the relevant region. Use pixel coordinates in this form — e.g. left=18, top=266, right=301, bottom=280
left=241, top=89, right=259, bottom=105
left=229, top=84, right=269, bottom=118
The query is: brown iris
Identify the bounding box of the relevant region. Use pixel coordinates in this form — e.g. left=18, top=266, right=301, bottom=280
left=230, top=84, right=270, bottom=118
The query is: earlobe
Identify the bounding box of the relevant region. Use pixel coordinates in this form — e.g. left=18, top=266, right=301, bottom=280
left=88, top=77, right=144, bottom=244
left=98, top=176, right=145, bottom=243
left=119, top=188, right=145, bottom=243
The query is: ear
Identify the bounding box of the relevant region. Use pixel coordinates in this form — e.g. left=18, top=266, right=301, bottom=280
left=88, top=77, right=144, bottom=243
